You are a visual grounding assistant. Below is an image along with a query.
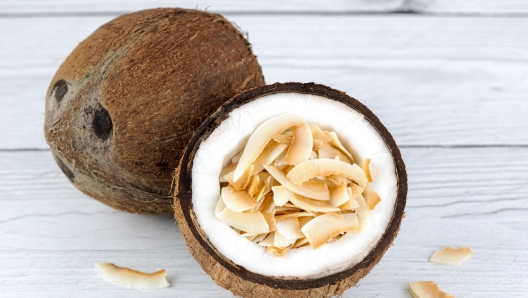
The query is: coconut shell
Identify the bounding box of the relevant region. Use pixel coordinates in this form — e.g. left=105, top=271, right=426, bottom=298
left=174, top=82, right=407, bottom=297
left=44, top=8, right=265, bottom=214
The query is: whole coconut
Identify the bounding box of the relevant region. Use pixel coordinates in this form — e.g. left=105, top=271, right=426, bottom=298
left=44, top=8, right=265, bottom=214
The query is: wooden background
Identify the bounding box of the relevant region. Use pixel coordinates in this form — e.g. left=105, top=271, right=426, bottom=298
left=1, top=1, right=527, bottom=297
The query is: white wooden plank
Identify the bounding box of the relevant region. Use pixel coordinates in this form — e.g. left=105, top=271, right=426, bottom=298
left=1, top=15, right=528, bottom=149
left=1, top=149, right=527, bottom=297
left=411, top=0, right=528, bottom=15
left=0, top=0, right=405, bottom=14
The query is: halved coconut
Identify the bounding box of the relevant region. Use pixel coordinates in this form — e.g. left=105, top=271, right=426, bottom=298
left=174, top=83, right=407, bottom=297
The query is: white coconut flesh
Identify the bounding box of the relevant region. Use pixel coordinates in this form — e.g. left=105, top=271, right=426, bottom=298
left=192, top=93, right=398, bottom=279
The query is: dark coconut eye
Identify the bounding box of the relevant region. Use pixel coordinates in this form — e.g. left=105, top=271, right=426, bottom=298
left=92, top=104, right=113, bottom=141
left=54, top=80, right=68, bottom=102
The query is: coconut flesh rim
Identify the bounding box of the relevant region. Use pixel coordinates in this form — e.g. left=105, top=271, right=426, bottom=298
left=192, top=93, right=398, bottom=279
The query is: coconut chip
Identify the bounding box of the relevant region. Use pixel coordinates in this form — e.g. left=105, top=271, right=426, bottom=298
left=286, top=159, right=367, bottom=188
left=94, top=262, right=169, bottom=290
left=301, top=213, right=359, bottom=249
left=409, top=281, right=454, bottom=298
left=233, top=113, right=305, bottom=181
left=223, top=164, right=254, bottom=190
left=251, top=141, right=288, bottom=175
left=264, top=165, right=330, bottom=201
left=276, top=217, right=305, bottom=240
left=430, top=246, right=473, bottom=265
left=360, top=158, right=372, bottom=182
left=217, top=208, right=269, bottom=234
left=285, top=121, right=313, bottom=165
left=324, top=131, right=355, bottom=163
left=221, top=185, right=257, bottom=212
left=329, top=181, right=350, bottom=207
left=318, top=143, right=351, bottom=164
left=364, top=189, right=381, bottom=210
left=309, top=124, right=332, bottom=143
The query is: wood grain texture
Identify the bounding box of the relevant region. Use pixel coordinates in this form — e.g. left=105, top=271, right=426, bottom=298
left=0, top=0, right=405, bottom=14
left=1, top=15, right=528, bottom=149
left=411, top=0, right=528, bottom=15
left=1, top=149, right=527, bottom=297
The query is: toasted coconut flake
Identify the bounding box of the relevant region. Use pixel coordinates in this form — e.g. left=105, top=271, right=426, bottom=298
left=273, top=150, right=290, bottom=166
left=223, top=164, right=254, bottom=190
left=274, top=232, right=297, bottom=247
left=288, top=191, right=341, bottom=213
left=301, top=213, right=359, bottom=249
left=297, top=216, right=313, bottom=228
left=312, top=139, right=324, bottom=151
left=338, top=198, right=358, bottom=211
left=255, top=176, right=272, bottom=203
left=293, top=237, right=309, bottom=248
left=360, top=158, right=372, bottom=182
left=246, top=175, right=261, bottom=197
left=430, top=247, right=474, bottom=265
left=219, top=162, right=238, bottom=182
left=264, top=165, right=330, bottom=201
left=309, top=124, right=332, bottom=143
left=318, top=143, right=351, bottom=164
left=329, top=182, right=350, bottom=207
left=326, top=174, right=346, bottom=187
left=364, top=189, right=381, bottom=210
left=221, top=185, right=257, bottom=212
left=355, top=194, right=368, bottom=221
left=348, top=183, right=363, bottom=200
left=258, top=194, right=276, bottom=213
left=258, top=232, right=275, bottom=246
left=324, top=131, right=355, bottom=163
left=94, top=263, right=169, bottom=290
left=309, top=151, right=319, bottom=160
left=272, top=185, right=291, bottom=207
left=287, top=159, right=367, bottom=188
left=276, top=217, right=305, bottom=239
left=282, top=165, right=295, bottom=174
left=275, top=212, right=315, bottom=221
left=285, top=121, right=313, bottom=165
left=231, top=151, right=243, bottom=163
left=215, top=196, right=226, bottom=215
left=252, top=141, right=288, bottom=175
left=273, top=134, right=293, bottom=145
left=217, top=208, right=269, bottom=234
left=409, top=281, right=454, bottom=298
left=262, top=211, right=277, bottom=232
left=234, top=113, right=305, bottom=181
left=252, top=233, right=268, bottom=243
left=267, top=246, right=291, bottom=256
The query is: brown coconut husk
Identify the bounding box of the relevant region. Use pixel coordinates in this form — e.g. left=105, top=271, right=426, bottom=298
left=174, top=82, right=407, bottom=297
left=44, top=8, right=265, bottom=214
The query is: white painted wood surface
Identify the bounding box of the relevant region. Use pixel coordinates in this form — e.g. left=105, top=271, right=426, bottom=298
left=2, top=15, right=528, bottom=149
left=1, top=2, right=528, bottom=297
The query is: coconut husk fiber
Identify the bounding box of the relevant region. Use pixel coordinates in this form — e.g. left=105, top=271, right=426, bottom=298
left=44, top=8, right=265, bottom=214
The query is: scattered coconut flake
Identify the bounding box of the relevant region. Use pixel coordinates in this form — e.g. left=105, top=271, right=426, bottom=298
left=324, top=131, right=355, bottom=163
left=348, top=183, right=363, bottom=201
left=252, top=141, right=288, bottom=175
left=217, top=208, right=269, bottom=234
left=329, top=182, right=350, bottom=207
left=223, top=164, right=254, bottom=190
left=285, top=121, right=313, bottom=165
left=221, top=185, right=257, bottom=212
left=409, top=281, right=454, bottom=298
left=430, top=247, right=474, bottom=266
left=276, top=217, right=305, bottom=240
left=234, top=113, right=305, bottom=181
left=301, top=213, right=359, bottom=249
left=309, top=124, right=332, bottom=143
left=286, top=159, right=367, bottom=188
left=318, top=143, right=351, bottom=164
left=94, top=263, right=169, bottom=290
left=264, top=165, right=330, bottom=201
left=364, top=189, right=381, bottom=210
